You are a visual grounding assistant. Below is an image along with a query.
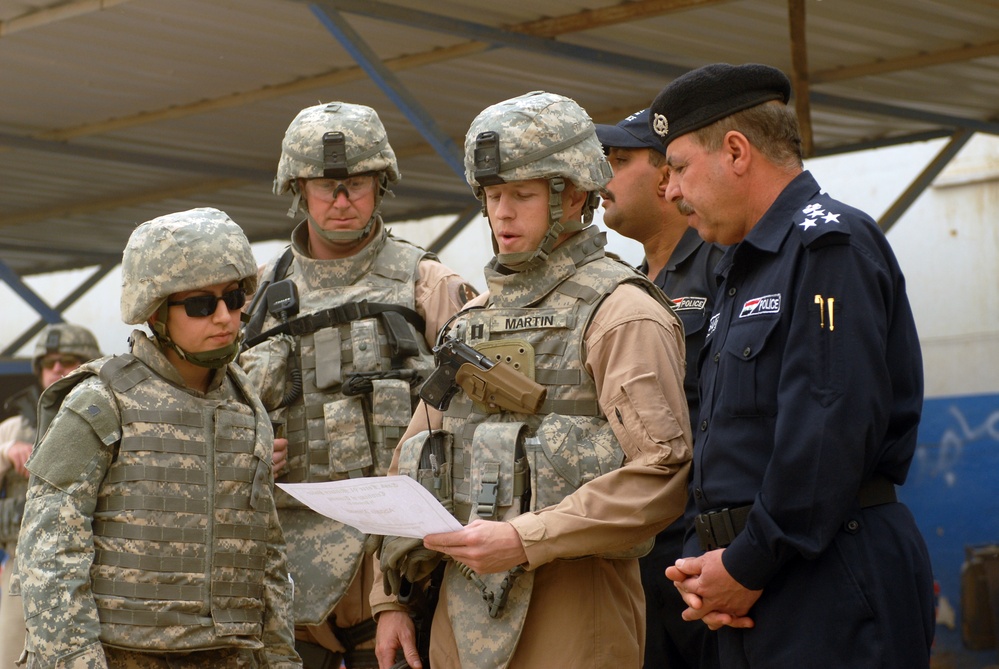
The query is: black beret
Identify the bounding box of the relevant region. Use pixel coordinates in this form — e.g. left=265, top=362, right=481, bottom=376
left=648, top=63, right=791, bottom=148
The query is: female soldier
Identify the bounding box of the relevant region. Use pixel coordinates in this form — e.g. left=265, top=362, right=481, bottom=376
left=16, top=208, right=301, bottom=668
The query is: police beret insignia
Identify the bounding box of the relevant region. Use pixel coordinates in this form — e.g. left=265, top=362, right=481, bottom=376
left=652, top=113, right=669, bottom=138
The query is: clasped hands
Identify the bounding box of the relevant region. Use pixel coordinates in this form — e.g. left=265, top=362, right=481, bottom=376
left=666, top=548, right=762, bottom=630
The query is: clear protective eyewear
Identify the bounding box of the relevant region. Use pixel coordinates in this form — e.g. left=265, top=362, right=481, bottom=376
left=167, top=288, right=247, bottom=318
left=305, top=174, right=377, bottom=202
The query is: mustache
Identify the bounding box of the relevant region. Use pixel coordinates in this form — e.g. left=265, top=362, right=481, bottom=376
left=676, top=200, right=695, bottom=216
left=600, top=188, right=615, bottom=203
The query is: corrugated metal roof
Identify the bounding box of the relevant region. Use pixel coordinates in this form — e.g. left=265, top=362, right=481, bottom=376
left=1, top=0, right=997, bottom=279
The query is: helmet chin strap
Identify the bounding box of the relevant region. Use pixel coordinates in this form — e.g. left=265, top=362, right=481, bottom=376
left=151, top=302, right=241, bottom=370
left=494, top=177, right=587, bottom=273
left=306, top=210, right=377, bottom=244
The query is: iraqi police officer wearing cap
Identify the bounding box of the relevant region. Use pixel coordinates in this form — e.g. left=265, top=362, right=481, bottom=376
left=0, top=323, right=100, bottom=669
left=649, top=64, right=934, bottom=668
left=371, top=91, right=693, bottom=669
left=595, top=108, right=724, bottom=669
left=238, top=102, right=476, bottom=669
left=15, top=208, right=301, bottom=668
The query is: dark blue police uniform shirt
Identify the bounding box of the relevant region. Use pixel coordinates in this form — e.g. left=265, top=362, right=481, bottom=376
left=689, top=171, right=923, bottom=590
left=643, top=226, right=725, bottom=424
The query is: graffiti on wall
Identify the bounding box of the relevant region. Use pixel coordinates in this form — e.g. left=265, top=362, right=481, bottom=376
left=914, top=397, right=999, bottom=485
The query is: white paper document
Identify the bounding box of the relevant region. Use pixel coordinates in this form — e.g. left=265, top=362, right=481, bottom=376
left=276, top=476, right=463, bottom=539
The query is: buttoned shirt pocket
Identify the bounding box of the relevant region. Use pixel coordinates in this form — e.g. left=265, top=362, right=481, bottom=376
left=721, top=316, right=782, bottom=417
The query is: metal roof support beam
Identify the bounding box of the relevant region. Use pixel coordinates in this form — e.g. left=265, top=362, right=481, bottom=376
left=879, top=128, right=973, bottom=233
left=0, top=361, right=31, bottom=376
left=810, top=92, right=999, bottom=137
left=428, top=205, right=481, bottom=255
left=787, top=0, right=814, bottom=158
left=310, top=2, right=466, bottom=178
left=311, top=0, right=689, bottom=79
left=0, top=259, right=63, bottom=326
left=0, top=132, right=270, bottom=182
left=1, top=262, right=117, bottom=357
left=0, top=0, right=132, bottom=38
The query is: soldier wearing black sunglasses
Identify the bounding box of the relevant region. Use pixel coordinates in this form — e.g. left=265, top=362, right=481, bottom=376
left=15, top=208, right=302, bottom=667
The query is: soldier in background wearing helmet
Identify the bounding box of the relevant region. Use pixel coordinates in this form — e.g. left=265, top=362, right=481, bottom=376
left=15, top=208, right=301, bottom=668
left=238, top=103, right=475, bottom=668
left=0, top=323, right=100, bottom=669
left=372, top=91, right=692, bottom=669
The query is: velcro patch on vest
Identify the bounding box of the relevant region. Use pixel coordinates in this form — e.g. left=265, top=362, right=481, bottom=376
left=489, top=312, right=572, bottom=333
left=739, top=293, right=781, bottom=318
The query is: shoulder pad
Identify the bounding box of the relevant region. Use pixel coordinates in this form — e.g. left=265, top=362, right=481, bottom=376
left=792, top=193, right=852, bottom=247
left=64, top=377, right=121, bottom=446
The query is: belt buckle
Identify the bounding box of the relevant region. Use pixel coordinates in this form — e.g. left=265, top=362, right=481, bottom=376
left=695, top=511, right=719, bottom=551
left=696, top=507, right=736, bottom=551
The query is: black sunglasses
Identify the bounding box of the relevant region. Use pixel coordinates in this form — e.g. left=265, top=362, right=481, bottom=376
left=167, top=288, right=247, bottom=318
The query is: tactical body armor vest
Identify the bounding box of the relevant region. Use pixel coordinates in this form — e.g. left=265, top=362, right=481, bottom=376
left=254, top=222, right=437, bottom=624
left=399, top=227, right=672, bottom=668
left=38, top=350, right=276, bottom=652
left=441, top=227, right=636, bottom=524
left=263, top=223, right=435, bottom=485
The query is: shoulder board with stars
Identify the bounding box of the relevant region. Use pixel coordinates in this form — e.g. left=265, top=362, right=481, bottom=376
left=791, top=192, right=851, bottom=246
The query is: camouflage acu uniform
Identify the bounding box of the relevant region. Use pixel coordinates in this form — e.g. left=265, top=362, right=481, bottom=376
left=15, top=333, right=300, bottom=669
left=241, top=102, right=474, bottom=667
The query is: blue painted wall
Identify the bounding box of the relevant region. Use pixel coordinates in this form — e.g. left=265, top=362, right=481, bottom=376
left=903, top=392, right=999, bottom=667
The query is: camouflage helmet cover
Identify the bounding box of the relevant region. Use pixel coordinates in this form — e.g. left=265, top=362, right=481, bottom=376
left=32, top=323, right=101, bottom=373
left=463, top=91, right=612, bottom=192
left=120, top=207, right=258, bottom=324
left=274, top=102, right=400, bottom=196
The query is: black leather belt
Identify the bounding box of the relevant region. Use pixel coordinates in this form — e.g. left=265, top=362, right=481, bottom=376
left=695, top=474, right=897, bottom=551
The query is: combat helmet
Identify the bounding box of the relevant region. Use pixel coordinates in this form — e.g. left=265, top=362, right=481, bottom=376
left=31, top=323, right=101, bottom=375
left=274, top=102, right=400, bottom=243
left=120, top=207, right=257, bottom=368
left=464, top=90, right=613, bottom=271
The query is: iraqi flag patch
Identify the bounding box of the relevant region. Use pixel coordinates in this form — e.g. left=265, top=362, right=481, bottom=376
left=739, top=293, right=781, bottom=318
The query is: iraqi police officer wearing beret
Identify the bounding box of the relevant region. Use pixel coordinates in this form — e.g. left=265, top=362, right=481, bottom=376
left=372, top=91, right=693, bottom=669
left=0, top=323, right=101, bottom=669
left=16, top=208, right=301, bottom=668
left=595, top=108, right=724, bottom=669
left=651, top=64, right=934, bottom=668
left=238, top=102, right=476, bottom=669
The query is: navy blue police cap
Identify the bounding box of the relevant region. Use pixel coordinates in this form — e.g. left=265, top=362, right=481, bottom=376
left=648, top=63, right=791, bottom=148
left=594, top=108, right=666, bottom=156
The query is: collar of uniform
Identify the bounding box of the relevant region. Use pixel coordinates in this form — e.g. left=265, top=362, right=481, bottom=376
left=714, top=171, right=819, bottom=280
left=484, top=226, right=606, bottom=309
left=291, top=218, right=387, bottom=286
left=665, top=226, right=710, bottom=271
